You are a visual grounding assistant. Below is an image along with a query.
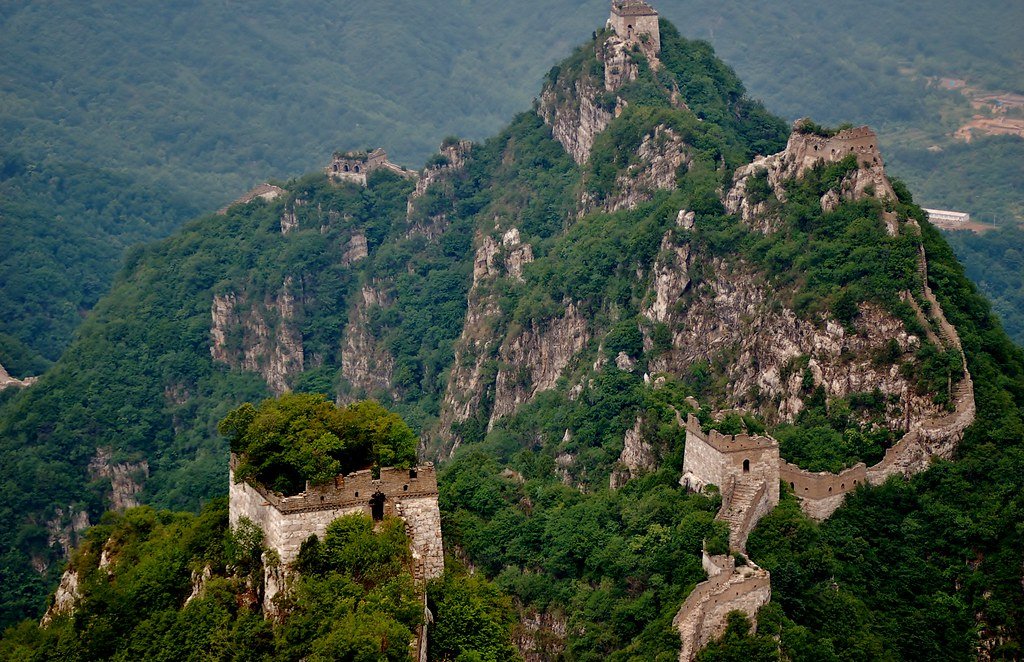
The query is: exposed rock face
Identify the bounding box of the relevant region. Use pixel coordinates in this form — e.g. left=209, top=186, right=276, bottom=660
left=600, top=34, right=640, bottom=92
left=40, top=567, right=81, bottom=626
left=597, top=125, right=690, bottom=213
left=609, top=417, right=657, bottom=489
left=185, top=565, right=213, bottom=606
left=539, top=74, right=614, bottom=165
left=340, top=284, right=396, bottom=402
left=280, top=206, right=298, bottom=234
left=726, top=124, right=896, bottom=234
left=88, top=447, right=149, bottom=512
left=644, top=223, right=692, bottom=324
left=514, top=610, right=568, bottom=662
left=46, top=508, right=90, bottom=561
left=489, top=302, right=588, bottom=428
left=0, top=361, right=37, bottom=390
left=649, top=258, right=935, bottom=427
left=438, top=228, right=536, bottom=450
left=410, top=141, right=472, bottom=208
left=210, top=277, right=304, bottom=395
left=341, top=232, right=369, bottom=266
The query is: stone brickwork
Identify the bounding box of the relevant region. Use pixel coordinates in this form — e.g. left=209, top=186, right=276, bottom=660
left=326, top=148, right=418, bottom=186
left=608, top=0, right=661, bottom=56
left=681, top=414, right=780, bottom=514
left=673, top=551, right=771, bottom=662
left=217, top=183, right=286, bottom=214
left=229, top=457, right=444, bottom=613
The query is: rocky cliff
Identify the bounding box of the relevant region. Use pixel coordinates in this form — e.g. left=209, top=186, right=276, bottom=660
left=0, top=361, right=37, bottom=390
left=340, top=284, right=396, bottom=402
left=210, top=277, right=304, bottom=395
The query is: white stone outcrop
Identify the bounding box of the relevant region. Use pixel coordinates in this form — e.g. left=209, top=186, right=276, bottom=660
left=0, top=361, right=37, bottom=390
left=88, top=447, right=149, bottom=512
left=210, top=277, right=304, bottom=395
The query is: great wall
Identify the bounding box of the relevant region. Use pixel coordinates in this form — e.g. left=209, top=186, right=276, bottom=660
left=228, top=456, right=443, bottom=661
left=185, top=4, right=977, bottom=660
left=671, top=157, right=976, bottom=661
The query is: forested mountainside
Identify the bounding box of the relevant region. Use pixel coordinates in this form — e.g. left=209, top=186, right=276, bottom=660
left=2, top=0, right=1022, bottom=374
left=0, top=151, right=198, bottom=373
left=946, top=226, right=1024, bottom=347
left=2, top=9, right=1023, bottom=661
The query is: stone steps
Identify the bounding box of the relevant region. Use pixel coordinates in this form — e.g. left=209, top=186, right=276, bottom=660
left=717, top=481, right=761, bottom=548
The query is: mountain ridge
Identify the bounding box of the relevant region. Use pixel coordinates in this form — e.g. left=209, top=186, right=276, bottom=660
left=1, top=7, right=1022, bottom=659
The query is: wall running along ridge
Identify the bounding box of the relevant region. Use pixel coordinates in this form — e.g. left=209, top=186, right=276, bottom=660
left=673, top=552, right=771, bottom=662
left=675, top=236, right=974, bottom=659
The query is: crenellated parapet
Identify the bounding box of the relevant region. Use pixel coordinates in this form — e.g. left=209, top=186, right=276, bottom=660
left=326, top=148, right=419, bottom=187
left=673, top=549, right=771, bottom=661
left=228, top=455, right=444, bottom=620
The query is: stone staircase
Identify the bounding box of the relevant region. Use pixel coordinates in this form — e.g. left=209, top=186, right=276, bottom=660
left=717, top=480, right=763, bottom=552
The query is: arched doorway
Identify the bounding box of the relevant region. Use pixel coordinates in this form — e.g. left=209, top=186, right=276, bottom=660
left=370, top=492, right=386, bottom=521
left=743, top=459, right=750, bottom=473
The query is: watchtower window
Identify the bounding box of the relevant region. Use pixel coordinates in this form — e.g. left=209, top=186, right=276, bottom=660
left=343, top=164, right=350, bottom=172
left=332, top=164, right=339, bottom=172
left=790, top=482, right=795, bottom=490
left=354, top=165, right=361, bottom=173
left=370, top=492, right=385, bottom=522
left=409, top=468, right=418, bottom=479
left=742, top=459, right=750, bottom=473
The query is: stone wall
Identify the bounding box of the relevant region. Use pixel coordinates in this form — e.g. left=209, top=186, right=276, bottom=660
left=673, top=552, right=771, bottom=662
left=228, top=460, right=444, bottom=599
left=779, top=460, right=867, bottom=520
left=325, top=148, right=417, bottom=186
left=680, top=414, right=780, bottom=507
left=609, top=0, right=661, bottom=56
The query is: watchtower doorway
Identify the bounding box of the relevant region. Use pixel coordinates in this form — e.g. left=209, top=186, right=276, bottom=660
left=743, top=459, right=750, bottom=473
left=370, top=492, right=386, bottom=521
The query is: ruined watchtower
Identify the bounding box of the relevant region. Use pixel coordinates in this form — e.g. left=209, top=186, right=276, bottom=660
left=608, top=0, right=661, bottom=55
left=326, top=148, right=390, bottom=186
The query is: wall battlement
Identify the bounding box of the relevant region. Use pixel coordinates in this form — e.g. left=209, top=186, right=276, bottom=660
left=673, top=551, right=771, bottom=662
left=788, top=122, right=884, bottom=172
left=230, top=456, right=438, bottom=514
left=228, top=455, right=444, bottom=620
left=684, top=415, right=776, bottom=453
left=608, top=0, right=661, bottom=56
left=326, top=148, right=418, bottom=186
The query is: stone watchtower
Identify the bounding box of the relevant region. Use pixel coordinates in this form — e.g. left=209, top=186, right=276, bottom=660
left=608, top=0, right=661, bottom=55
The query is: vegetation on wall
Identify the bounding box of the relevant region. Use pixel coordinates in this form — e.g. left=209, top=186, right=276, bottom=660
left=0, top=6, right=1022, bottom=659
left=0, top=503, right=518, bottom=661
left=223, top=394, right=418, bottom=495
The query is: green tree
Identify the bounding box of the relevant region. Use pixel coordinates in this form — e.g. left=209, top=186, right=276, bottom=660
left=220, top=394, right=418, bottom=495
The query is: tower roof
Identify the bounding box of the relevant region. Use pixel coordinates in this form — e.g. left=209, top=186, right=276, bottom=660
left=612, top=0, right=658, bottom=17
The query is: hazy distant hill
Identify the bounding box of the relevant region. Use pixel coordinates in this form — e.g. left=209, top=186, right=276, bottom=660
left=2, top=0, right=1021, bottom=370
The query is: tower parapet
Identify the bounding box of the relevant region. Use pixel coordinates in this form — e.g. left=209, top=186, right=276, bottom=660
left=228, top=455, right=444, bottom=620
left=608, top=0, right=661, bottom=56
left=326, top=148, right=418, bottom=186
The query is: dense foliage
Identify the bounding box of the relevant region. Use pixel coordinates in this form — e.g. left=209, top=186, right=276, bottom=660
left=745, top=222, right=1024, bottom=660
left=0, top=502, right=516, bottom=661
left=945, top=224, right=1024, bottom=345
left=0, top=105, right=579, bottom=629
left=441, top=450, right=727, bottom=660
left=1, top=7, right=1022, bottom=659
left=0, top=150, right=196, bottom=371
left=2, top=0, right=1018, bottom=376
left=223, top=394, right=418, bottom=495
